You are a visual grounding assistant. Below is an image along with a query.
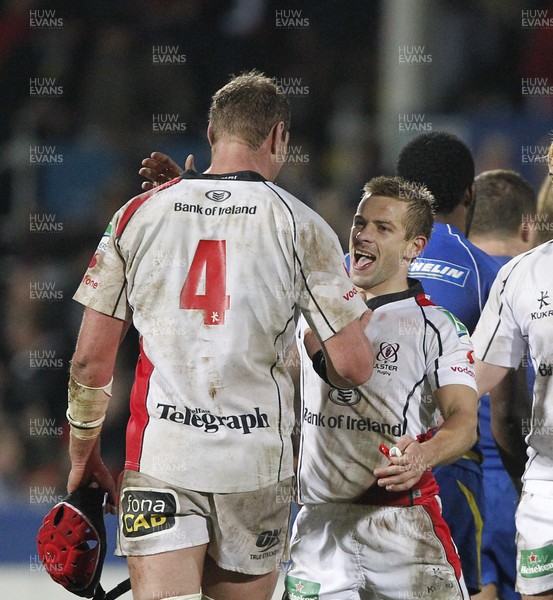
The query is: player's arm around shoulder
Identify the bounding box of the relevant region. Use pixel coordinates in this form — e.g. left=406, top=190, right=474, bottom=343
left=303, top=309, right=373, bottom=388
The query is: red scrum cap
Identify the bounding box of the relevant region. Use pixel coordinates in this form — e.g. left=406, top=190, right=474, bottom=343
left=37, top=487, right=130, bottom=600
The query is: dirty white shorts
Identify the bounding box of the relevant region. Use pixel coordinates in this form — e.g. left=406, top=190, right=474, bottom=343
left=515, top=490, right=553, bottom=595
left=284, top=500, right=469, bottom=599
left=116, top=469, right=293, bottom=575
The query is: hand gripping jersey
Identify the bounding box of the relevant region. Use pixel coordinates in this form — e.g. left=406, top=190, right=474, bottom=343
left=297, top=279, right=477, bottom=505
left=472, top=241, right=553, bottom=496
left=74, top=170, right=367, bottom=494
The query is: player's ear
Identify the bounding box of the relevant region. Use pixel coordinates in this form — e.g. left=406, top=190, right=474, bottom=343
left=404, top=235, right=427, bottom=260
left=207, top=124, right=214, bottom=146
left=519, top=220, right=534, bottom=246
left=270, top=121, right=287, bottom=155
left=463, top=183, right=475, bottom=208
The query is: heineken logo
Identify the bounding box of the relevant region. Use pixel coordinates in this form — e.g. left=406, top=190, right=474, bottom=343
left=285, top=575, right=321, bottom=599
left=520, top=544, right=553, bottom=578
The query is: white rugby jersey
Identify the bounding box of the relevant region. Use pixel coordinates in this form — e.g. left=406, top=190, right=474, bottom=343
left=472, top=241, right=553, bottom=494
left=74, top=170, right=366, bottom=493
left=297, top=279, right=477, bottom=504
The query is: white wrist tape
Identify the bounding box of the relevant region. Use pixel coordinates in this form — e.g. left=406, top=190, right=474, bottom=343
left=67, top=376, right=112, bottom=440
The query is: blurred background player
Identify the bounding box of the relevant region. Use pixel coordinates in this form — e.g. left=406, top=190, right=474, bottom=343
left=286, top=176, right=478, bottom=600
left=65, top=71, right=372, bottom=600
left=397, top=131, right=500, bottom=597
left=533, top=142, right=553, bottom=247
left=469, top=169, right=536, bottom=600
left=470, top=169, right=537, bottom=259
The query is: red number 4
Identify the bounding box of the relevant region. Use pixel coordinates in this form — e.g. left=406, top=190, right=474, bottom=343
left=180, top=240, right=230, bottom=325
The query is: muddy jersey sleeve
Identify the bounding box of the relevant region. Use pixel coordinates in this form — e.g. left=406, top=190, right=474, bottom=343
left=73, top=211, right=132, bottom=321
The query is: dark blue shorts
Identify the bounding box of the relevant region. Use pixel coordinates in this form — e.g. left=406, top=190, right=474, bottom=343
left=481, top=468, right=520, bottom=600
left=434, top=459, right=484, bottom=595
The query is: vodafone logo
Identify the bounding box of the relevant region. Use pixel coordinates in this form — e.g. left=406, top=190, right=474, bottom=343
left=82, top=275, right=99, bottom=289
left=342, top=288, right=358, bottom=301
left=451, top=365, right=474, bottom=377
left=88, top=252, right=99, bottom=268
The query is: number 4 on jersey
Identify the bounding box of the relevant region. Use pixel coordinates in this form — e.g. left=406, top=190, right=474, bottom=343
left=180, top=240, right=230, bottom=325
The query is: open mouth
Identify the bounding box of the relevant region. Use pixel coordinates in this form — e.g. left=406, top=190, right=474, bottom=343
left=353, top=251, right=376, bottom=269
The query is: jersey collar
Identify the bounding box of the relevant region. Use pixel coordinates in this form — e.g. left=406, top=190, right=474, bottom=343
left=181, top=169, right=266, bottom=181
left=365, top=278, right=425, bottom=311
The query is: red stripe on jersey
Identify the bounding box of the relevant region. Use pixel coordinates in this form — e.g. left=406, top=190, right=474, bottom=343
left=415, top=293, right=435, bottom=307
left=423, top=497, right=463, bottom=580
left=116, top=176, right=181, bottom=238
left=355, top=469, right=440, bottom=506
left=125, top=338, right=154, bottom=471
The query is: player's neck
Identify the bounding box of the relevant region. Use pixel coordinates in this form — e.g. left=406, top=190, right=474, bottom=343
left=469, top=235, right=530, bottom=257
left=434, top=206, right=467, bottom=236
left=205, top=141, right=276, bottom=181
left=362, top=275, right=410, bottom=300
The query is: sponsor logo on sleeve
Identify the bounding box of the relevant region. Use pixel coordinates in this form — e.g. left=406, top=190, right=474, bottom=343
left=342, top=287, right=359, bottom=301
left=450, top=365, right=475, bottom=378
left=97, top=222, right=112, bottom=253
left=436, top=307, right=469, bottom=339
left=82, top=274, right=99, bottom=289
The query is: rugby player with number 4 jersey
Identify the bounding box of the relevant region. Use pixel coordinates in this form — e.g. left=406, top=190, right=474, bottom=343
left=285, top=176, right=479, bottom=600
left=65, top=71, right=373, bottom=600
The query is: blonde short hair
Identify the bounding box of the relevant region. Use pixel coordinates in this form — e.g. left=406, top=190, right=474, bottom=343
left=362, top=176, right=435, bottom=241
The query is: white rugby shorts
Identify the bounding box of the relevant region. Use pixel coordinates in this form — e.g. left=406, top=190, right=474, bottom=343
left=515, top=490, right=553, bottom=595
left=285, top=500, right=469, bottom=600
left=116, top=470, right=293, bottom=575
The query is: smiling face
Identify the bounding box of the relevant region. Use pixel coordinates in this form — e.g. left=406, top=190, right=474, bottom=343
left=349, top=194, right=426, bottom=297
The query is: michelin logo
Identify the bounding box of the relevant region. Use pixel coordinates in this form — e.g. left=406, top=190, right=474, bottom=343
left=409, top=258, right=469, bottom=287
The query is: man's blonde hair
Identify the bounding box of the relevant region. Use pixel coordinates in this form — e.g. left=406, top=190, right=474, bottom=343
left=362, top=176, right=435, bottom=241
left=209, top=70, right=291, bottom=150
